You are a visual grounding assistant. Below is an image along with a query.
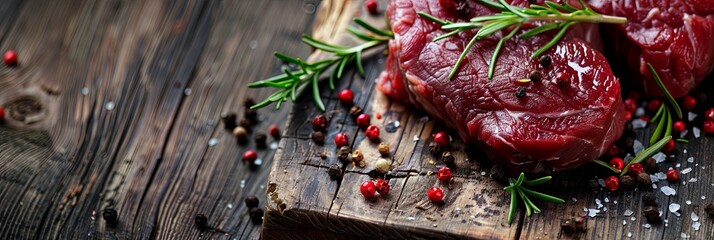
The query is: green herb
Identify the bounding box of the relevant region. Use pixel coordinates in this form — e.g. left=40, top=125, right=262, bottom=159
left=418, top=0, right=626, bottom=80
left=621, top=136, right=671, bottom=176
left=248, top=19, right=392, bottom=111
left=647, top=63, right=682, bottom=119
left=592, top=159, right=621, bottom=173
left=504, top=173, right=564, bottom=224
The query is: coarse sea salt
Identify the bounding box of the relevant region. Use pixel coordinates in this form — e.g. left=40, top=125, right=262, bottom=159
left=669, top=203, right=680, bottom=214
left=686, top=200, right=692, bottom=205
left=208, top=138, right=219, bottom=146
left=655, top=172, right=667, bottom=180
left=692, top=127, right=701, bottom=138
left=632, top=119, right=647, bottom=129
left=680, top=129, right=688, bottom=138
left=689, top=178, right=697, bottom=182
left=652, top=152, right=666, bottom=163
left=688, top=112, right=697, bottom=121
left=587, top=208, right=600, bottom=218
left=691, top=212, right=699, bottom=221
left=633, top=140, right=644, bottom=154
left=687, top=157, right=694, bottom=163
left=681, top=168, right=692, bottom=174
left=624, top=209, right=634, bottom=216
left=661, top=186, right=676, bottom=196
left=692, top=221, right=701, bottom=231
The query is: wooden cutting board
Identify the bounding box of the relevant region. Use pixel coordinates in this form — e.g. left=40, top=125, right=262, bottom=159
left=262, top=1, right=714, bottom=239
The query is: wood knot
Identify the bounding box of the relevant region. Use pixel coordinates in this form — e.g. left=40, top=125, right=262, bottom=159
left=5, top=96, right=45, bottom=124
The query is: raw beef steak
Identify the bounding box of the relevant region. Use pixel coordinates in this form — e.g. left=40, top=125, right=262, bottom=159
left=378, top=0, right=626, bottom=174
left=590, top=0, right=714, bottom=97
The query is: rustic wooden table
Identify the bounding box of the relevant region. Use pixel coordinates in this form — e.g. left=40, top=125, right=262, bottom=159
left=1, top=0, right=713, bottom=239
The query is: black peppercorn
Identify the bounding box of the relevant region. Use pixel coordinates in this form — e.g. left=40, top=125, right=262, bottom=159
left=312, top=131, right=325, bottom=144
left=455, top=0, right=470, bottom=18
left=239, top=119, right=252, bottom=130
left=328, top=164, right=343, bottom=180
left=644, top=157, right=657, bottom=173
left=222, top=113, right=237, bottom=130
left=428, top=141, right=442, bottom=156
left=244, top=109, right=258, bottom=123
left=244, top=98, right=256, bottom=108
left=515, top=87, right=526, bottom=98
left=642, top=192, right=657, bottom=207
left=441, top=151, right=454, bottom=164
left=637, top=173, right=652, bottom=188
left=620, top=175, right=635, bottom=190
left=349, top=106, right=363, bottom=119
left=556, top=77, right=570, bottom=88
left=529, top=70, right=543, bottom=82
left=643, top=206, right=661, bottom=223
left=245, top=195, right=260, bottom=208
left=194, top=214, right=209, bottom=229
left=705, top=203, right=714, bottom=217
left=337, top=146, right=351, bottom=162
left=102, top=208, right=118, bottom=227
left=539, top=55, right=552, bottom=68
left=255, top=133, right=267, bottom=149
left=560, top=218, right=575, bottom=234
left=248, top=207, right=264, bottom=224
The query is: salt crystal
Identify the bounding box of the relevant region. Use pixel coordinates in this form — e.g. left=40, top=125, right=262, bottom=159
left=105, top=101, right=115, bottom=110
left=624, top=209, right=634, bottom=216
left=418, top=116, right=430, bottom=123
left=480, top=171, right=486, bottom=176
left=633, top=140, right=644, bottom=154
left=676, top=163, right=681, bottom=168
left=595, top=198, right=602, bottom=206
left=605, top=197, right=609, bottom=203
left=208, top=138, right=219, bottom=146
left=692, top=221, right=701, bottom=231
left=394, top=121, right=401, bottom=127
left=634, top=107, right=645, bottom=117
left=643, top=223, right=651, bottom=229
left=688, top=112, right=697, bottom=121
left=630, top=217, right=636, bottom=221
left=669, top=203, right=680, bottom=214
left=687, top=157, right=694, bottom=163
left=688, top=178, right=697, bottom=182
left=691, top=212, right=699, bottom=221
left=627, top=232, right=632, bottom=238
left=227, top=203, right=233, bottom=209
left=686, top=200, right=692, bottom=205
left=692, top=127, right=701, bottom=138
left=653, top=184, right=658, bottom=189
left=587, top=209, right=600, bottom=218
left=681, top=232, right=689, bottom=238
left=655, top=172, right=667, bottom=180
left=650, top=175, right=659, bottom=183
left=680, top=130, right=688, bottom=138
left=702, top=196, right=706, bottom=200
left=240, top=179, right=246, bottom=188
left=632, top=119, right=647, bottom=129
left=81, top=87, right=89, bottom=95
left=572, top=198, right=578, bottom=203
left=652, top=152, right=666, bottom=163
left=270, top=142, right=278, bottom=149
left=254, top=158, right=263, bottom=166
left=661, top=186, right=676, bottom=196
left=249, top=40, right=258, bottom=49
left=684, top=149, right=688, bottom=153
left=408, top=217, right=416, bottom=220
left=598, top=178, right=605, bottom=187
left=681, top=168, right=692, bottom=174
left=614, top=200, right=618, bottom=204
left=413, top=135, right=420, bottom=141
left=184, top=88, right=192, bottom=96
left=604, top=207, right=608, bottom=212
left=623, top=220, right=627, bottom=225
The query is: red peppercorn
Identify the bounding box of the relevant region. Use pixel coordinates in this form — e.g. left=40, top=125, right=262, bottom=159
left=604, top=176, right=619, bottom=191
left=628, top=91, right=640, bottom=101
left=334, top=132, right=349, bottom=147
left=639, top=116, right=650, bottom=122
left=703, top=120, right=714, bottom=135
left=243, top=150, right=258, bottom=163
left=427, top=187, right=444, bottom=202
left=609, top=157, right=624, bottom=170
left=365, top=0, right=378, bottom=14
left=672, top=120, right=685, bottom=133
left=365, top=125, right=380, bottom=140
left=356, top=113, right=370, bottom=128
left=666, top=168, right=679, bottom=182
left=360, top=181, right=376, bottom=199
left=682, top=95, right=696, bottom=111
left=375, top=179, right=390, bottom=195
left=624, top=111, right=633, bottom=121
left=624, top=98, right=637, bottom=113
left=606, top=144, right=620, bottom=157
left=338, top=89, right=354, bottom=105
left=627, top=163, right=644, bottom=176
left=268, top=124, right=280, bottom=138
left=647, top=99, right=661, bottom=112
left=433, top=131, right=450, bottom=147
left=3, top=50, right=18, bottom=66
left=662, top=138, right=675, bottom=152
left=312, top=114, right=328, bottom=131
left=705, top=108, right=714, bottom=121
left=436, top=166, right=453, bottom=182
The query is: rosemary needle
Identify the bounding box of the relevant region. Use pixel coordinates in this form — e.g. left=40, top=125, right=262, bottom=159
left=505, top=172, right=563, bottom=224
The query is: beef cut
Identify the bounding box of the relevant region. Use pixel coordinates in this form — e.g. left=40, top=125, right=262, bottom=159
left=378, top=0, right=626, bottom=174
left=590, top=0, right=714, bottom=97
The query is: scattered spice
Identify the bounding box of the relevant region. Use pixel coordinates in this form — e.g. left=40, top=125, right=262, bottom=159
left=666, top=168, right=679, bottom=182
left=365, top=125, right=380, bottom=140
left=102, top=209, right=118, bottom=227
left=365, top=0, right=378, bottom=15
left=560, top=218, right=575, bottom=234
left=360, top=181, right=377, bottom=199
left=312, top=131, right=325, bottom=144
left=239, top=119, right=252, bottom=129
left=609, top=157, right=624, bottom=170
left=328, top=164, right=343, bottom=180
left=244, top=109, right=258, bottom=123
left=437, top=166, right=453, bottom=182
left=637, top=172, right=652, bottom=188
left=427, top=187, right=444, bottom=203
left=647, top=99, right=661, bottom=112
left=242, top=150, right=258, bottom=164
left=375, top=179, right=390, bottom=195
left=539, top=55, right=551, bottom=68
left=604, top=176, right=619, bottom=191
left=255, top=133, right=267, bottom=148
left=672, top=120, right=685, bottom=133
left=703, top=121, right=714, bottom=134
left=375, top=157, right=391, bottom=173
left=441, top=151, right=455, bottom=164
left=312, top=114, right=328, bottom=131
left=244, top=98, right=256, bottom=108
left=515, top=86, right=526, bottom=98
left=356, top=113, right=371, bottom=128
left=349, top=106, right=363, bottom=118
left=573, top=217, right=586, bottom=231
left=682, top=95, right=696, bottom=110
left=378, top=142, right=390, bottom=156
left=624, top=98, right=637, bottom=112
left=194, top=214, right=209, bottom=229
left=244, top=195, right=259, bottom=208
left=643, top=206, right=661, bottom=223
left=222, top=113, right=237, bottom=130
left=334, top=132, right=349, bottom=148
left=644, top=157, right=657, bottom=173
left=268, top=124, right=280, bottom=139
left=338, top=89, right=354, bottom=105
left=627, top=163, right=644, bottom=176
left=642, top=192, right=657, bottom=206
left=620, top=175, right=634, bottom=190
left=233, top=127, right=249, bottom=144
left=3, top=50, right=18, bottom=66
left=705, top=108, right=714, bottom=120
left=705, top=203, right=714, bottom=217
left=433, top=131, right=450, bottom=147
left=662, top=138, right=675, bottom=152
left=529, top=70, right=543, bottom=82
left=248, top=207, right=264, bottom=224
left=319, top=151, right=327, bottom=160
left=352, top=150, right=365, bottom=167
left=337, top=146, right=351, bottom=163
left=428, top=141, right=442, bottom=156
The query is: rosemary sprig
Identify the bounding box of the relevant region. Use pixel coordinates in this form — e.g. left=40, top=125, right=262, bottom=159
left=418, top=0, right=626, bottom=80
left=504, top=173, right=564, bottom=224
left=620, top=136, right=671, bottom=176
left=248, top=19, right=392, bottom=111
left=647, top=63, right=682, bottom=119
left=592, top=159, right=621, bottom=173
